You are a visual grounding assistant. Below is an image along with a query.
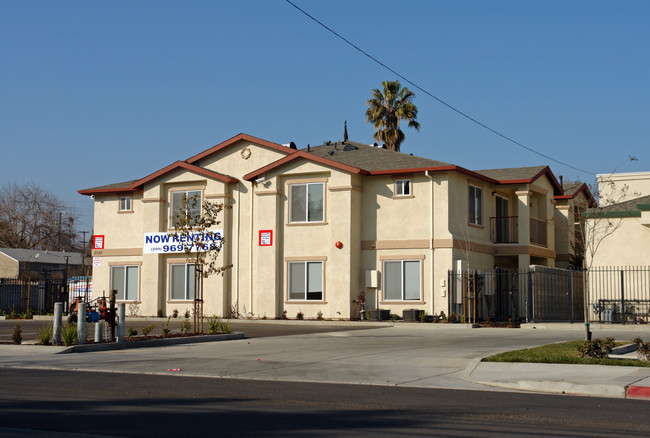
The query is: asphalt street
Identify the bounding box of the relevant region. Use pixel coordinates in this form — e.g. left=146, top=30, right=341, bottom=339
left=1, top=368, right=649, bottom=437
left=2, top=322, right=650, bottom=436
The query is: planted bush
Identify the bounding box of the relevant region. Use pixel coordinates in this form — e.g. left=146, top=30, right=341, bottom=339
left=577, top=337, right=615, bottom=359
left=141, top=324, right=155, bottom=336
left=38, top=325, right=53, bottom=345
left=61, top=323, right=77, bottom=346
left=12, top=322, right=22, bottom=344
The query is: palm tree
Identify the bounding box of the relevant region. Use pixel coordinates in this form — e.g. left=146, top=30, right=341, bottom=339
left=365, top=80, right=420, bottom=152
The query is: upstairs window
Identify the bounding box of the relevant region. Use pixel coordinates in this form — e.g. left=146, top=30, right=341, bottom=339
left=289, top=183, right=324, bottom=223
left=394, top=179, right=411, bottom=197
left=119, top=196, right=132, bottom=212
left=170, top=190, right=202, bottom=228
left=469, top=185, right=483, bottom=226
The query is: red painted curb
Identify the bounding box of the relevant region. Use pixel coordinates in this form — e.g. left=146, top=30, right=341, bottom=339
left=626, top=385, right=650, bottom=400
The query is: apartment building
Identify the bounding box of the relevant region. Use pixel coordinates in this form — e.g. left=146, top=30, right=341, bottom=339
left=80, top=133, right=581, bottom=319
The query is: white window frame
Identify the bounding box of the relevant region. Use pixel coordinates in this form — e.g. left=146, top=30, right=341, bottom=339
left=287, top=261, right=323, bottom=301
left=110, top=265, right=139, bottom=301
left=394, top=179, right=411, bottom=197
left=382, top=259, right=422, bottom=301
left=119, top=196, right=132, bottom=212
left=169, top=263, right=196, bottom=301
left=170, top=189, right=202, bottom=229
left=469, top=185, right=483, bottom=226
left=289, top=182, right=324, bottom=223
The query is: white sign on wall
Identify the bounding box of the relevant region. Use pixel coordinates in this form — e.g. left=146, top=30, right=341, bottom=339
left=93, top=257, right=101, bottom=267
left=143, top=231, right=223, bottom=254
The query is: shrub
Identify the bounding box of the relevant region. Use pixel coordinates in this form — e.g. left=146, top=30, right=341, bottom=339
left=577, top=337, right=615, bottom=359
left=141, top=324, right=155, bottom=336
left=172, top=309, right=179, bottom=318
left=296, top=311, right=304, bottom=320
left=281, top=310, right=288, bottom=320
left=128, top=328, right=138, bottom=337
left=162, top=317, right=171, bottom=338
left=218, top=319, right=232, bottom=334
left=61, top=323, right=77, bottom=346
left=184, top=310, right=191, bottom=319
left=207, top=316, right=220, bottom=334
left=38, top=325, right=53, bottom=345
left=633, top=338, right=650, bottom=361
left=316, top=311, right=324, bottom=321
left=181, top=319, right=191, bottom=335
left=12, top=322, right=22, bottom=344
left=419, top=312, right=427, bottom=323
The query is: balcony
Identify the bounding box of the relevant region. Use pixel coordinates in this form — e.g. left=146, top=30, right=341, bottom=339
left=490, top=216, right=547, bottom=247
left=530, top=217, right=547, bottom=247
left=490, top=216, right=518, bottom=244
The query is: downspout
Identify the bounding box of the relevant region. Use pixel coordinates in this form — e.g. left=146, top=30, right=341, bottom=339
left=250, top=180, right=254, bottom=316
left=425, top=171, right=435, bottom=316
left=236, top=183, right=241, bottom=310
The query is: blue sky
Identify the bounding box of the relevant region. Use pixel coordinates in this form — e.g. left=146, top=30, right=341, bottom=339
left=2, top=1, right=649, bottom=234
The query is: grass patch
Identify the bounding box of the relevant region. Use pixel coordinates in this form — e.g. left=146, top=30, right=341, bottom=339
left=483, top=341, right=650, bottom=367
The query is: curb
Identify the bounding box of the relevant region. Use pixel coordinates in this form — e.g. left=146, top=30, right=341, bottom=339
left=57, top=332, right=245, bottom=354
left=626, top=385, right=650, bottom=400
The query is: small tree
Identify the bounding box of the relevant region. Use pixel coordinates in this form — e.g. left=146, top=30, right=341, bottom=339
left=170, top=193, right=232, bottom=334
left=579, top=158, right=638, bottom=340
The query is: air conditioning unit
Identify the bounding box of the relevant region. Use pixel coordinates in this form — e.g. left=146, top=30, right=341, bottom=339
left=365, top=270, right=378, bottom=288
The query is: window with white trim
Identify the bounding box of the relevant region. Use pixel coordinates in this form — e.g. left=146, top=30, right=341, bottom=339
left=110, top=265, right=139, bottom=301
left=288, top=261, right=323, bottom=301
left=383, top=260, right=421, bottom=301
left=170, top=190, right=202, bottom=228
left=119, top=196, right=132, bottom=211
left=170, top=263, right=195, bottom=301
left=289, top=183, right=324, bottom=223
left=469, top=185, right=483, bottom=226
left=394, top=179, right=411, bottom=196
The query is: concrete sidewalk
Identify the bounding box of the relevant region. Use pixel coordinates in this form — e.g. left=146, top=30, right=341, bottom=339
left=1, top=323, right=650, bottom=400
left=467, top=360, right=650, bottom=400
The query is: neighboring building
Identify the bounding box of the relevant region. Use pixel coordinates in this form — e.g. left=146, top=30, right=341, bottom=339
left=554, top=182, right=596, bottom=268
left=586, top=171, right=650, bottom=267
left=79, top=133, right=584, bottom=319
left=0, top=248, right=83, bottom=279
left=596, top=171, right=650, bottom=207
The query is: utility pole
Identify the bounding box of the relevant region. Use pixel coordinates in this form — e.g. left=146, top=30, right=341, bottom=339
left=80, top=231, right=90, bottom=302
left=80, top=231, right=89, bottom=275
left=58, top=212, right=62, bottom=249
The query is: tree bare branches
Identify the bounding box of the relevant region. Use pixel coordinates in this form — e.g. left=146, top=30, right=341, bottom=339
left=0, top=182, right=79, bottom=251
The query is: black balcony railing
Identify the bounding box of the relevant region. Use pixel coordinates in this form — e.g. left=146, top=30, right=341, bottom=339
left=490, top=216, right=518, bottom=243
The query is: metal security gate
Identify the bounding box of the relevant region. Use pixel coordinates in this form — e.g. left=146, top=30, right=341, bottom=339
left=448, top=266, right=585, bottom=323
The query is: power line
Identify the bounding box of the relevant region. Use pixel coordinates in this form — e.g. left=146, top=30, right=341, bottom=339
left=285, top=0, right=595, bottom=176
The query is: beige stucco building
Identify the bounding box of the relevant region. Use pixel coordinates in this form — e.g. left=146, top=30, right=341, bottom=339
left=586, top=172, right=650, bottom=267
left=80, top=133, right=587, bottom=319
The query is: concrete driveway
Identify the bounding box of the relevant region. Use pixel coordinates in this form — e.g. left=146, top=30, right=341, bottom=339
left=2, top=323, right=650, bottom=396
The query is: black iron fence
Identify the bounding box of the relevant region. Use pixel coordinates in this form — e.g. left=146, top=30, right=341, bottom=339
left=588, top=267, right=650, bottom=324
left=449, top=266, right=650, bottom=324
left=0, top=277, right=78, bottom=315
